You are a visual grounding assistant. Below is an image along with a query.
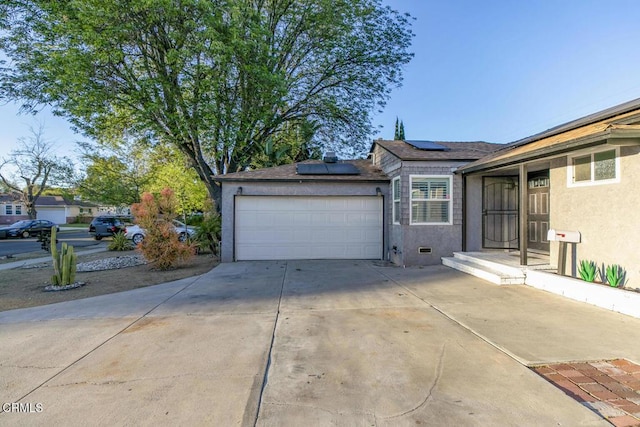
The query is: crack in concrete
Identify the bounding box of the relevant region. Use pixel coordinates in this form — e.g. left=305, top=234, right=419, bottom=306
left=45, top=372, right=257, bottom=388
left=382, top=343, right=446, bottom=420
left=1, top=364, right=60, bottom=370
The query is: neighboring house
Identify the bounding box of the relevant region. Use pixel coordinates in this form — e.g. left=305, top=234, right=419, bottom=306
left=0, top=195, right=99, bottom=224
left=457, top=97, right=640, bottom=287
left=0, top=194, right=26, bottom=224
left=369, top=140, right=501, bottom=266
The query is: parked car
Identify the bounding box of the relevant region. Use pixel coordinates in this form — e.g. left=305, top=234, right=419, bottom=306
left=0, top=219, right=59, bottom=239
left=88, top=215, right=132, bottom=240
left=124, top=220, right=197, bottom=245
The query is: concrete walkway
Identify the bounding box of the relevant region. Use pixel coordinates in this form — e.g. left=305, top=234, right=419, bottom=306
left=3, top=260, right=640, bottom=425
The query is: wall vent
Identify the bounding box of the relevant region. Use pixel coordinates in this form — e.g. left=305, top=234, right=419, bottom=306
left=418, top=247, right=432, bottom=254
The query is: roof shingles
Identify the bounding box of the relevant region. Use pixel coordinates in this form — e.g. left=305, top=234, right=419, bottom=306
left=374, top=140, right=503, bottom=161
left=213, top=159, right=388, bottom=182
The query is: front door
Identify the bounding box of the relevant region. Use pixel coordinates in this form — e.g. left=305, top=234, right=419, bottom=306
left=527, top=173, right=550, bottom=252
left=482, top=177, right=519, bottom=249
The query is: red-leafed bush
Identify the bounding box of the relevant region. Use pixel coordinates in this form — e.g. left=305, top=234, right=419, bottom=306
left=131, top=188, right=195, bottom=270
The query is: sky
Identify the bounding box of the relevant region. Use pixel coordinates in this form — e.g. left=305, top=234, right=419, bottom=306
left=2, top=0, right=640, bottom=163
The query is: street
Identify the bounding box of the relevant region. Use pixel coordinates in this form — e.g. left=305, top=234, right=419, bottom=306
left=0, top=230, right=103, bottom=257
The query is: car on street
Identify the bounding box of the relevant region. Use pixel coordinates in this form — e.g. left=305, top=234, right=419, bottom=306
left=88, top=215, right=132, bottom=240
left=124, top=220, right=197, bottom=245
left=0, top=219, right=60, bottom=239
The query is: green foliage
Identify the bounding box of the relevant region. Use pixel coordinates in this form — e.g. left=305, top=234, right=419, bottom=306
left=194, top=212, right=221, bottom=256
left=0, top=0, right=414, bottom=209
left=393, top=117, right=405, bottom=140
left=108, top=231, right=134, bottom=251
left=605, top=264, right=625, bottom=288
left=131, top=188, right=196, bottom=270
left=50, top=227, right=77, bottom=286
left=578, top=260, right=598, bottom=282
left=144, top=146, right=208, bottom=215
left=76, top=139, right=149, bottom=207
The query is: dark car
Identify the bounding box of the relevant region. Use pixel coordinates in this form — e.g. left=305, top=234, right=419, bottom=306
left=0, top=219, right=60, bottom=239
left=88, top=215, right=132, bottom=240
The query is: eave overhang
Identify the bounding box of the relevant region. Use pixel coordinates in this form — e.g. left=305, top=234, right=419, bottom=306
left=458, top=124, right=640, bottom=175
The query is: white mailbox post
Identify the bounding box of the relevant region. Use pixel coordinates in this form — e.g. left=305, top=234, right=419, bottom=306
left=547, top=229, right=581, bottom=275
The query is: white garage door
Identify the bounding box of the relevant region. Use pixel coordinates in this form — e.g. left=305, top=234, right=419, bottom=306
left=37, top=208, right=66, bottom=225
left=235, top=196, right=383, bottom=260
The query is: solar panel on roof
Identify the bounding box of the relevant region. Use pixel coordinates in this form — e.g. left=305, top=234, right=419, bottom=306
left=405, top=140, right=450, bottom=151
left=296, top=163, right=360, bottom=175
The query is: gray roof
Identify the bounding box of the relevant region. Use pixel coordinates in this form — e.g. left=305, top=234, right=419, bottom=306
left=372, top=140, right=503, bottom=161
left=213, top=159, right=388, bottom=182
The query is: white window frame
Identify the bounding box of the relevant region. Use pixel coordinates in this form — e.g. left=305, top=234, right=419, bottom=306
left=567, top=146, right=620, bottom=187
left=14, top=205, right=21, bottom=215
left=409, top=175, right=453, bottom=225
left=5, top=205, right=12, bottom=215
left=392, top=177, right=400, bottom=224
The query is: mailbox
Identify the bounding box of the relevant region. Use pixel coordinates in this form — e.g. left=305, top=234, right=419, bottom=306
left=547, top=229, right=581, bottom=243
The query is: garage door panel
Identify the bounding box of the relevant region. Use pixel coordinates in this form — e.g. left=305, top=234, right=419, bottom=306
left=235, top=196, right=382, bottom=260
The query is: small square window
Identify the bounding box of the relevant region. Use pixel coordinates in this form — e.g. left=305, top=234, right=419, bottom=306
left=573, top=155, right=591, bottom=182
left=410, top=176, right=452, bottom=224
left=594, top=150, right=616, bottom=181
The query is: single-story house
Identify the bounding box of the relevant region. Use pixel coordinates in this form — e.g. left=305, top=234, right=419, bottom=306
left=458, top=97, right=640, bottom=287
left=214, top=141, right=501, bottom=264
left=214, top=97, right=640, bottom=287
left=0, top=195, right=99, bottom=224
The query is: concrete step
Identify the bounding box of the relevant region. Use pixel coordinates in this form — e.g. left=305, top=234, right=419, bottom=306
left=442, top=256, right=525, bottom=285
left=451, top=252, right=527, bottom=277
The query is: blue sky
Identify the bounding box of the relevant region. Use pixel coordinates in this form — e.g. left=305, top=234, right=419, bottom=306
left=2, top=0, right=640, bottom=162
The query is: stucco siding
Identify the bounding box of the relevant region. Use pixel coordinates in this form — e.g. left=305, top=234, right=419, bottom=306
left=549, top=145, right=640, bottom=287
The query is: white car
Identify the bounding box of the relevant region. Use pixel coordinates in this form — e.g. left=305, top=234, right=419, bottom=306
left=124, top=220, right=197, bottom=245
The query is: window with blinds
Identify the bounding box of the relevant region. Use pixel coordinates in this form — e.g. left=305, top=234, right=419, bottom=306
left=410, top=176, right=451, bottom=224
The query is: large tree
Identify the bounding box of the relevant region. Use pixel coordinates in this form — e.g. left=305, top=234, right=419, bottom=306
left=0, top=124, right=74, bottom=218
left=76, top=138, right=151, bottom=207
left=0, top=0, right=414, bottom=209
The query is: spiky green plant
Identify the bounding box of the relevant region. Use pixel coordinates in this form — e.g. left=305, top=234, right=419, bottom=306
left=578, top=260, right=598, bottom=282
left=108, top=231, right=133, bottom=251
left=605, top=264, right=625, bottom=288
left=50, top=227, right=77, bottom=286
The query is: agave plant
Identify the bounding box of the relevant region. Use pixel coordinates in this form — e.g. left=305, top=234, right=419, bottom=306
left=578, top=260, right=598, bottom=282
left=605, top=264, right=625, bottom=288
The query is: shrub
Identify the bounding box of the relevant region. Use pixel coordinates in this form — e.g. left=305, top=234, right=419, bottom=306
left=194, top=212, right=221, bottom=256
left=605, top=264, right=625, bottom=288
left=108, top=231, right=133, bottom=251
left=578, top=260, right=598, bottom=282
left=131, top=188, right=196, bottom=270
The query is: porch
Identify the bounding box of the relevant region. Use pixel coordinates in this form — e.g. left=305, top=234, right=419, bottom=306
left=442, top=250, right=555, bottom=285
left=442, top=250, right=640, bottom=319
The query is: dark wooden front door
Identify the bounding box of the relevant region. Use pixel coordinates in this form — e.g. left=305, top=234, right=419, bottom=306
left=527, top=173, right=550, bottom=252
left=483, top=177, right=519, bottom=249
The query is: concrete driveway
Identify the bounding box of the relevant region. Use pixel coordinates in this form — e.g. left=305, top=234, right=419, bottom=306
left=3, top=260, right=640, bottom=425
